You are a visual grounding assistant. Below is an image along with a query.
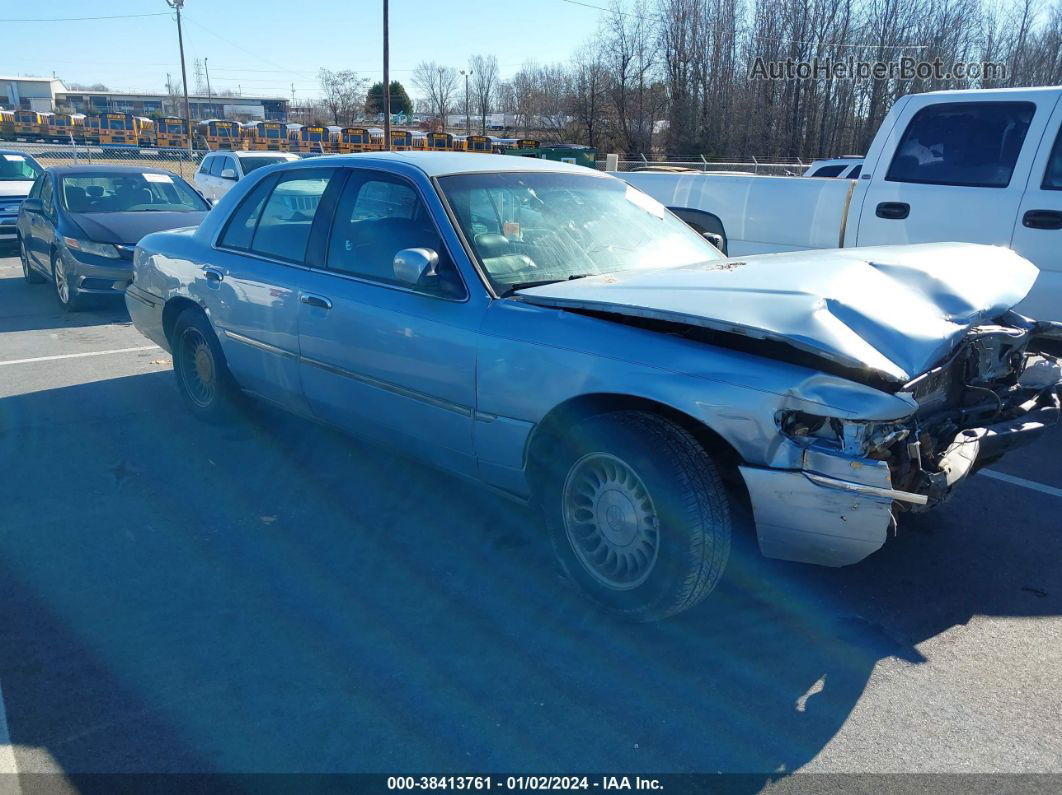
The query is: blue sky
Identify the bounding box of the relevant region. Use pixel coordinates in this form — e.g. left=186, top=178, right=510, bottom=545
left=2, top=0, right=605, bottom=100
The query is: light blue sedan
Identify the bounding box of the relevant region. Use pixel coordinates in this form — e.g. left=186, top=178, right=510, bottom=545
left=126, top=152, right=1062, bottom=620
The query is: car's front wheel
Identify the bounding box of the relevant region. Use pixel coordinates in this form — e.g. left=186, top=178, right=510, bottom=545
left=172, top=307, right=243, bottom=423
left=52, top=252, right=84, bottom=311
left=539, top=411, right=731, bottom=621
left=20, top=239, right=45, bottom=283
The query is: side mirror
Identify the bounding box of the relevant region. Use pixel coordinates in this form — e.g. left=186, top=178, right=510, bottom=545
left=20, top=198, right=42, bottom=214
left=393, top=247, right=438, bottom=285
left=701, top=231, right=725, bottom=252
left=220, top=168, right=238, bottom=181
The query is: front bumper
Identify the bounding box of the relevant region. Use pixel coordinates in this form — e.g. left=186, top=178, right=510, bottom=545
left=63, top=248, right=133, bottom=294
left=740, top=389, right=1060, bottom=567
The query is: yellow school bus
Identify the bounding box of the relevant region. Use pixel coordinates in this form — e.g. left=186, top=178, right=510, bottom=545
left=514, top=138, right=540, bottom=150
left=154, top=117, right=189, bottom=149
left=465, top=134, right=495, bottom=153
left=13, top=110, right=47, bottom=140
left=288, top=124, right=330, bottom=153
left=389, top=129, right=414, bottom=151
left=47, top=113, right=86, bottom=142
left=197, top=119, right=241, bottom=150
left=335, top=127, right=376, bottom=153
left=0, top=111, right=15, bottom=140
left=243, top=120, right=286, bottom=151
left=135, top=117, right=155, bottom=147
left=425, top=132, right=454, bottom=151
left=97, top=112, right=141, bottom=147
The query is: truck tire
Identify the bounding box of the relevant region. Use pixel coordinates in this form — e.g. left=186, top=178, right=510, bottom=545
left=539, top=411, right=731, bottom=621
left=171, top=307, right=243, bottom=423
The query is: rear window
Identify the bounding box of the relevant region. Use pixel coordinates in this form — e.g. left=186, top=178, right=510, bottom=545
left=810, top=164, right=845, bottom=177
left=886, top=101, right=1035, bottom=188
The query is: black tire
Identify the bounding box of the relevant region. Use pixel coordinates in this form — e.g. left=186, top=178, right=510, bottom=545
left=171, top=306, right=243, bottom=423
left=52, top=251, right=84, bottom=311
left=538, top=411, right=731, bottom=621
left=20, top=239, right=45, bottom=284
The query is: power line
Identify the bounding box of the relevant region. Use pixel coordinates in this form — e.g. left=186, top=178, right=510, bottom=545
left=0, top=12, right=170, bottom=22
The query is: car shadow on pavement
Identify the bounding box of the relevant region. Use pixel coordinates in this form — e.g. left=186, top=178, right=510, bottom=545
left=0, top=265, right=129, bottom=335
left=0, top=370, right=1058, bottom=784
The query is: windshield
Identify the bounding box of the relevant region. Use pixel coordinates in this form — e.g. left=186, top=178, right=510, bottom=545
left=439, top=171, right=723, bottom=291
left=0, top=153, right=42, bottom=181
left=239, top=155, right=296, bottom=174
left=60, top=172, right=209, bottom=213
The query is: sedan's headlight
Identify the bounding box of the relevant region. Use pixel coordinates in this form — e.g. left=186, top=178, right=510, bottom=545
left=778, top=410, right=909, bottom=457
left=63, top=237, right=120, bottom=258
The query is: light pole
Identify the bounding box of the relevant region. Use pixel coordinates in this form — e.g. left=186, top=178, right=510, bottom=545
left=382, top=0, right=391, bottom=150
left=165, top=0, right=193, bottom=156
left=204, top=57, right=213, bottom=116
left=460, top=69, right=472, bottom=136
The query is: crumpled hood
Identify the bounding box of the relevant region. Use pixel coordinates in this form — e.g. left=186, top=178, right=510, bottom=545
left=68, top=211, right=208, bottom=246
left=515, top=243, right=1039, bottom=384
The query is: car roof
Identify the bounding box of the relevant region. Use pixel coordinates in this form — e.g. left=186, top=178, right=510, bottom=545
left=46, top=164, right=181, bottom=176
left=278, top=151, right=601, bottom=178
left=0, top=149, right=40, bottom=158
left=228, top=151, right=295, bottom=157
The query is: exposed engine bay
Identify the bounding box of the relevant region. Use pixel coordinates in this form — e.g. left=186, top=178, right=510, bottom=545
left=779, top=312, right=1062, bottom=510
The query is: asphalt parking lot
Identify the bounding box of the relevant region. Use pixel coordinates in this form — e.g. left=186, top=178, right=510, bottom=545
left=0, top=250, right=1060, bottom=783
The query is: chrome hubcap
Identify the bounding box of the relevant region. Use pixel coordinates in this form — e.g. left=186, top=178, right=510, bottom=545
left=54, top=260, right=69, bottom=302
left=179, top=328, right=216, bottom=407
left=562, top=452, right=659, bottom=590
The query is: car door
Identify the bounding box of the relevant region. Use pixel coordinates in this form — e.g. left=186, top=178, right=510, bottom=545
left=295, top=168, right=482, bottom=477
left=194, top=155, right=214, bottom=199
left=202, top=166, right=338, bottom=413
left=30, top=174, right=58, bottom=270
left=216, top=155, right=239, bottom=197
left=1011, top=98, right=1062, bottom=320
left=855, top=96, right=1054, bottom=248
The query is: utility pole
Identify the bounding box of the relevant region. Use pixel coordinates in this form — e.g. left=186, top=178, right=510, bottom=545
left=204, top=57, right=213, bottom=116
left=460, top=69, right=472, bottom=136
left=290, top=83, right=296, bottom=123
left=383, top=0, right=391, bottom=150
left=165, top=0, right=193, bottom=156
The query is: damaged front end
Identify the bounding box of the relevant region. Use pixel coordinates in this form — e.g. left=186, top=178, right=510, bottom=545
left=763, top=313, right=1062, bottom=563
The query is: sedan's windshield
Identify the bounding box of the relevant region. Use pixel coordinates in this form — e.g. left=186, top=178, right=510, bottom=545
left=60, top=172, right=209, bottom=213
left=439, top=171, right=723, bottom=291
left=0, top=153, right=42, bottom=181
left=239, top=155, right=296, bottom=174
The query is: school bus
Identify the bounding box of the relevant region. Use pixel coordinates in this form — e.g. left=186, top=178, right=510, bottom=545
left=197, top=119, right=241, bottom=150
left=513, top=138, right=540, bottom=150
left=465, top=134, right=495, bottom=153
left=425, top=131, right=454, bottom=151
left=335, top=127, right=376, bottom=153
left=46, top=113, right=86, bottom=142
left=82, top=115, right=102, bottom=145
left=135, top=117, right=155, bottom=147
left=288, top=124, right=331, bottom=153
left=0, top=111, right=14, bottom=140
left=97, top=112, right=142, bottom=147
left=154, top=117, right=190, bottom=149
left=389, top=129, right=414, bottom=151
left=243, top=120, right=286, bottom=151
left=13, top=110, right=48, bottom=141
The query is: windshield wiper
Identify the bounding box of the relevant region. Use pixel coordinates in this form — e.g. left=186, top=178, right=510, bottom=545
left=503, top=273, right=597, bottom=296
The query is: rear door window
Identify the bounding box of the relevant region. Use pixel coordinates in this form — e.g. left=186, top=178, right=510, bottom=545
left=1041, top=128, right=1062, bottom=190
left=886, top=101, right=1036, bottom=188
left=248, top=168, right=335, bottom=263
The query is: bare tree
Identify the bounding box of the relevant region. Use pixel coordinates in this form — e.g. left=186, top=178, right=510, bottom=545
left=469, top=54, right=499, bottom=133
left=318, top=68, right=369, bottom=125
left=412, top=61, right=460, bottom=127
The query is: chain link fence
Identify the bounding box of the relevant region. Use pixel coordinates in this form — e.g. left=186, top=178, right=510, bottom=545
left=3, top=140, right=208, bottom=182
left=597, top=156, right=811, bottom=176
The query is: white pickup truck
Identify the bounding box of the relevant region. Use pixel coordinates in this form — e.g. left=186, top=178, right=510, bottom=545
left=620, top=86, right=1062, bottom=320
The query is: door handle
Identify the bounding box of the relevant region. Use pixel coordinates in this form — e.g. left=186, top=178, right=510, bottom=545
left=203, top=267, right=224, bottom=283
left=300, top=293, right=332, bottom=310
left=875, top=201, right=910, bottom=220
left=1022, top=209, right=1062, bottom=230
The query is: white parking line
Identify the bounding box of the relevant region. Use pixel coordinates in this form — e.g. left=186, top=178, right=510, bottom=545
left=0, top=680, right=19, bottom=787
left=0, top=345, right=159, bottom=368
left=980, top=469, right=1062, bottom=499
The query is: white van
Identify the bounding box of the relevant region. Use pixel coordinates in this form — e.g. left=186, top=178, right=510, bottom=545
left=194, top=151, right=298, bottom=201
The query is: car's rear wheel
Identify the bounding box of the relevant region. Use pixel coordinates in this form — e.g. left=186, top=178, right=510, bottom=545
left=172, top=307, right=243, bottom=423
left=52, top=252, right=83, bottom=311
left=20, top=239, right=45, bottom=283
left=539, top=411, right=731, bottom=621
